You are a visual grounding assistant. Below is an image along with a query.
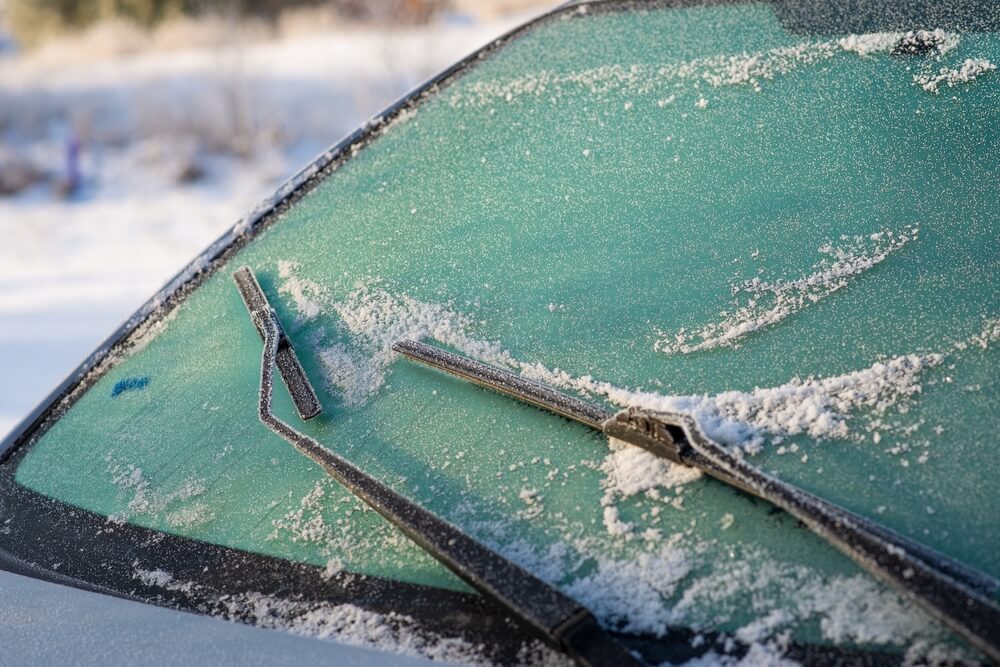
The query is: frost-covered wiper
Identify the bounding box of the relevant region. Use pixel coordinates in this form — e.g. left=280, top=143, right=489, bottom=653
left=234, top=268, right=642, bottom=667
left=393, top=338, right=1000, bottom=663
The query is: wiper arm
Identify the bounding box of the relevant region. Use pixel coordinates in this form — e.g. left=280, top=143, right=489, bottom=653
left=234, top=268, right=643, bottom=667
left=393, top=338, right=1000, bottom=664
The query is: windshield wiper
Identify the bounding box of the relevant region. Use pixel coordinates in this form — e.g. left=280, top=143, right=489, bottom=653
left=393, top=338, right=1000, bottom=664
left=234, top=268, right=322, bottom=421
left=233, top=267, right=643, bottom=667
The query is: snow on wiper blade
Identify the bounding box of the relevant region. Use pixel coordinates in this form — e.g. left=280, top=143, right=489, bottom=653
left=393, top=338, right=1000, bottom=663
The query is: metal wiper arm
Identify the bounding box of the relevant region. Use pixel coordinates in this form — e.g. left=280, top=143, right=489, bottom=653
left=234, top=268, right=642, bottom=667
left=393, top=338, right=1000, bottom=663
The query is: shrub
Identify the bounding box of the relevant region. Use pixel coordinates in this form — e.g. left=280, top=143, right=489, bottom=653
left=6, top=0, right=450, bottom=47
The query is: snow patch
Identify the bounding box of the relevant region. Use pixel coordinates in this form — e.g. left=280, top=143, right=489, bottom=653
left=277, top=260, right=325, bottom=321
left=524, top=352, right=942, bottom=454
left=838, top=32, right=908, bottom=56
left=596, top=437, right=703, bottom=536
left=671, top=550, right=951, bottom=657
left=601, top=505, right=633, bottom=537
left=805, top=575, right=935, bottom=645
left=915, top=58, right=996, bottom=93
left=217, top=591, right=499, bottom=666
left=601, top=438, right=703, bottom=498
left=692, top=642, right=800, bottom=667
left=105, top=455, right=207, bottom=524
left=655, top=227, right=917, bottom=355
left=954, top=316, right=1000, bottom=352
left=134, top=567, right=174, bottom=588
left=563, top=542, right=691, bottom=636
left=166, top=503, right=215, bottom=528
left=276, top=266, right=517, bottom=407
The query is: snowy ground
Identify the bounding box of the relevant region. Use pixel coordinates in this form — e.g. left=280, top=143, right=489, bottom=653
left=0, top=13, right=535, bottom=439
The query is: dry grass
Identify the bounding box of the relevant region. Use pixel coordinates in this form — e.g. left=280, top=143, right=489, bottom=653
left=2, top=0, right=556, bottom=56
left=0, top=0, right=553, bottom=194
left=14, top=16, right=273, bottom=62
left=4, top=0, right=553, bottom=63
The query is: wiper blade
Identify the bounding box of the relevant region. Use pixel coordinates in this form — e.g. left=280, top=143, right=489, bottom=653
left=234, top=267, right=322, bottom=420
left=234, top=268, right=643, bottom=667
left=393, top=338, right=1000, bottom=663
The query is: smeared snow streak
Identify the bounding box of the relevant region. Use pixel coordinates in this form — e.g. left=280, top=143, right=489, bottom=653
left=655, top=227, right=918, bottom=355
left=448, top=31, right=958, bottom=107
left=915, top=58, right=997, bottom=93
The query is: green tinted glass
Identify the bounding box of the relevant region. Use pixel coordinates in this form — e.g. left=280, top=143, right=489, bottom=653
left=12, top=1, right=999, bottom=657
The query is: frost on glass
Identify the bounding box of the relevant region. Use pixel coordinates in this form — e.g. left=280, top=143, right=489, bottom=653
left=12, top=2, right=1000, bottom=662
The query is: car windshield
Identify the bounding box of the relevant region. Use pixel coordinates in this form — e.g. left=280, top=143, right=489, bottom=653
left=2, top=1, right=998, bottom=664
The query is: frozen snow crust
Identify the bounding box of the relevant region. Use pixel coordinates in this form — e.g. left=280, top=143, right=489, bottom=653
left=9, top=2, right=1000, bottom=665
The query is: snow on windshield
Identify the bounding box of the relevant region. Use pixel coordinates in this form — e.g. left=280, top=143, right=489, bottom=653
left=275, top=261, right=997, bottom=456
left=446, top=28, right=993, bottom=111
left=268, top=260, right=996, bottom=662
left=655, top=227, right=919, bottom=354
left=9, top=2, right=999, bottom=664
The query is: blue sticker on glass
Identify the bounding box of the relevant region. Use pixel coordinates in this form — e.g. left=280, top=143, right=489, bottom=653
left=111, top=377, right=150, bottom=398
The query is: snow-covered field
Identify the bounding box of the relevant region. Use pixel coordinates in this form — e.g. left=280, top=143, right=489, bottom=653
left=0, top=14, right=534, bottom=439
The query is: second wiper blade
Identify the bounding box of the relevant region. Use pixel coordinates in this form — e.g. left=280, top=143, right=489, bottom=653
left=393, top=338, right=1000, bottom=663
left=392, top=336, right=612, bottom=430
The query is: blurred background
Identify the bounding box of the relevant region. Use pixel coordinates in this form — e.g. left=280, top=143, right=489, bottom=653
left=0, top=0, right=554, bottom=438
